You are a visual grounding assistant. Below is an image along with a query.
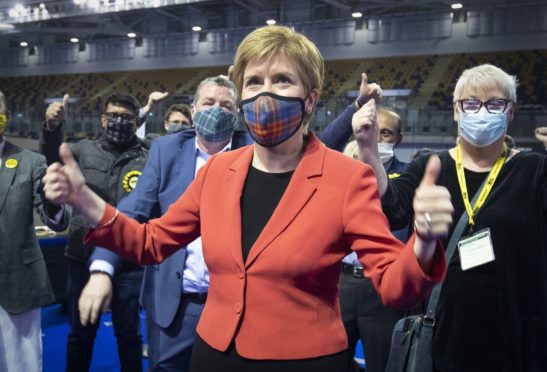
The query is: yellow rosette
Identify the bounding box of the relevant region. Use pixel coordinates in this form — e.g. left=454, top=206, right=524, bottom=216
left=122, top=170, right=142, bottom=192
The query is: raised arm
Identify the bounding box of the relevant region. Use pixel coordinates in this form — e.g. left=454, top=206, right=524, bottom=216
left=319, top=73, right=382, bottom=151
left=43, top=143, right=202, bottom=265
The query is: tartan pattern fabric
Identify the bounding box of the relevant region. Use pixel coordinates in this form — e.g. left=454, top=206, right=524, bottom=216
left=193, top=106, right=238, bottom=142
left=241, top=92, right=304, bottom=147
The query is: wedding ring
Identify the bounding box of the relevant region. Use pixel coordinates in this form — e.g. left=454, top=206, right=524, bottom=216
left=424, top=213, right=433, bottom=232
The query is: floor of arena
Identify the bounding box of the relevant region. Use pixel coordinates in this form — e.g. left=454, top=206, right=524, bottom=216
left=42, top=304, right=365, bottom=371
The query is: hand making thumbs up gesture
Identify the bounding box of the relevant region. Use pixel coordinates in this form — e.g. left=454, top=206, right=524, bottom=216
left=43, top=143, right=105, bottom=224
left=413, top=155, right=454, bottom=242
left=45, top=93, right=70, bottom=131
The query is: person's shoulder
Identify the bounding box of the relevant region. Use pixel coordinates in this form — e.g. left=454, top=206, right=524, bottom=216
left=509, top=150, right=546, bottom=171
left=232, top=130, right=253, bottom=149
left=219, top=144, right=251, bottom=161
left=5, top=142, right=46, bottom=165
left=152, top=129, right=196, bottom=148
left=513, top=149, right=545, bottom=161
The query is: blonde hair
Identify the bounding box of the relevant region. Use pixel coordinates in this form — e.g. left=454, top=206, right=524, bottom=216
left=343, top=140, right=358, bottom=159
left=232, top=25, right=324, bottom=128
left=453, top=64, right=518, bottom=102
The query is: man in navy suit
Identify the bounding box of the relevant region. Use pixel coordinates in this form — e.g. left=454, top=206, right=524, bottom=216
left=340, top=107, right=409, bottom=372
left=78, top=74, right=380, bottom=371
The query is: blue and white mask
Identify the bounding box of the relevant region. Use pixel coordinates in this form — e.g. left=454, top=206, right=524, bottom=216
left=459, top=108, right=508, bottom=147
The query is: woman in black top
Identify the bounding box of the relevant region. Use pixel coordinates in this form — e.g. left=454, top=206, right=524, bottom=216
left=357, top=63, right=547, bottom=371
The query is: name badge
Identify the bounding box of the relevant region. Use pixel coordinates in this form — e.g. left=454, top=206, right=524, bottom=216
left=457, top=228, right=495, bottom=271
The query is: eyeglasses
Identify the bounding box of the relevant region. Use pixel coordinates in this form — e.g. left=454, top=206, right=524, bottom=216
left=103, top=112, right=135, bottom=121
left=458, top=98, right=512, bottom=114
left=167, top=120, right=190, bottom=126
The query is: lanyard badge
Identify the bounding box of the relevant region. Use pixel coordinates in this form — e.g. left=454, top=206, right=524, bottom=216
left=455, top=145, right=507, bottom=270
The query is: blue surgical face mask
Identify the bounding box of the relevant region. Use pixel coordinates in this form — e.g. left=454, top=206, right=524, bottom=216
left=459, top=108, right=508, bottom=148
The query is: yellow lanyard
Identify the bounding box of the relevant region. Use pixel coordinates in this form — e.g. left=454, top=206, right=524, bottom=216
left=455, top=144, right=507, bottom=226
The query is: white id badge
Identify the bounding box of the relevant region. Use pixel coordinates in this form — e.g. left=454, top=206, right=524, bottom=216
left=457, top=228, right=495, bottom=271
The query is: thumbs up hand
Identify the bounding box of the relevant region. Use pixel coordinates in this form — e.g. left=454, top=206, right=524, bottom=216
left=45, top=93, right=70, bottom=131
left=358, top=73, right=382, bottom=103
left=412, top=155, right=454, bottom=242
left=43, top=143, right=86, bottom=206
left=352, top=98, right=378, bottom=147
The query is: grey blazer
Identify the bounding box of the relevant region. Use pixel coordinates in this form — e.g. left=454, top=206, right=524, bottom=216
left=0, top=141, right=68, bottom=314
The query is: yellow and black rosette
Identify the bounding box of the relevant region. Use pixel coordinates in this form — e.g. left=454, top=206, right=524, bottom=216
left=122, top=170, right=142, bottom=192
left=5, top=158, right=18, bottom=169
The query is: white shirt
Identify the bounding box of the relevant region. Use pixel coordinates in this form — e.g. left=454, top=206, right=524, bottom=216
left=183, top=137, right=232, bottom=293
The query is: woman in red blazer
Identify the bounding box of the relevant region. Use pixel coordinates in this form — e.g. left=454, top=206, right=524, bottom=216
left=44, top=26, right=453, bottom=371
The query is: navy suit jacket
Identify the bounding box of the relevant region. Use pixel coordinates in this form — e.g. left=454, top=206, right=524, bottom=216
left=91, top=104, right=356, bottom=327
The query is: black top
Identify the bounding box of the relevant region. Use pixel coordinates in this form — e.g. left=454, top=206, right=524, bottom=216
left=382, top=150, right=547, bottom=372
left=240, top=166, right=294, bottom=263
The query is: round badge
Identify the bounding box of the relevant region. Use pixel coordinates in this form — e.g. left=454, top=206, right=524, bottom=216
left=122, top=170, right=142, bottom=192
left=5, top=158, right=18, bottom=168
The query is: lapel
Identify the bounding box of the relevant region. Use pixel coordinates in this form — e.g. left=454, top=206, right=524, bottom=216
left=0, top=142, right=22, bottom=214
left=224, top=146, right=253, bottom=271
left=176, top=136, right=198, bottom=197
left=223, top=134, right=326, bottom=269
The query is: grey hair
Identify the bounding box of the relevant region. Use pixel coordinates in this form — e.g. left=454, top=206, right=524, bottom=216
left=453, top=64, right=518, bottom=102
left=193, top=75, right=238, bottom=106
left=377, top=106, right=402, bottom=135
left=0, top=90, right=6, bottom=114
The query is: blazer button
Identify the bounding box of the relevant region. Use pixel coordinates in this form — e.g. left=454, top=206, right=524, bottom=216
left=234, top=302, right=242, bottom=314
left=176, top=272, right=182, bottom=279
left=238, top=271, right=244, bottom=279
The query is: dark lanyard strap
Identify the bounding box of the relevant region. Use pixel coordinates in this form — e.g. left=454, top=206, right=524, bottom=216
left=422, top=175, right=489, bottom=326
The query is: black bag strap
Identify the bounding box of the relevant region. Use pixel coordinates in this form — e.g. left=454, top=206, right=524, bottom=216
left=422, top=176, right=489, bottom=326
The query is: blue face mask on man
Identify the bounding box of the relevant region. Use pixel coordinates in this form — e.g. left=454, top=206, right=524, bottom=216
left=459, top=108, right=508, bottom=147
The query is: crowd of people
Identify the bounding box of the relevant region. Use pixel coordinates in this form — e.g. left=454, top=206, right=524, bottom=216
left=0, top=24, right=545, bottom=372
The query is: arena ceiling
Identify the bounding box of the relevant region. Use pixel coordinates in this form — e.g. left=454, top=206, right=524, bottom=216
left=1, top=0, right=546, bottom=47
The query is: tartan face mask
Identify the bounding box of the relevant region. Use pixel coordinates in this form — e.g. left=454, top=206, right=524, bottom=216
left=240, top=92, right=305, bottom=147
left=193, top=106, right=238, bottom=143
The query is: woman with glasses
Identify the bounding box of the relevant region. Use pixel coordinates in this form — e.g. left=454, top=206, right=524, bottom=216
left=355, top=63, right=547, bottom=371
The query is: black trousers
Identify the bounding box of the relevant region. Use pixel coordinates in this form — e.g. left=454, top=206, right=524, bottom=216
left=190, top=335, right=350, bottom=372
left=339, top=272, right=406, bottom=372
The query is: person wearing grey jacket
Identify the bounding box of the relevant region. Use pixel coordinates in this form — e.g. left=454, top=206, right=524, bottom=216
left=0, top=90, right=69, bottom=372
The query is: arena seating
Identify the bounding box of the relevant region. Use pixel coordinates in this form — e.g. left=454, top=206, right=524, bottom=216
left=1, top=49, right=545, bottom=139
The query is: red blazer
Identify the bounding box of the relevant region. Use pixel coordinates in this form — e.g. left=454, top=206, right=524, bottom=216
left=87, top=134, right=445, bottom=360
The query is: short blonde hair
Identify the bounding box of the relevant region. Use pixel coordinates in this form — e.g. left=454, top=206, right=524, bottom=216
left=453, top=64, right=518, bottom=102
left=232, top=25, right=324, bottom=128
